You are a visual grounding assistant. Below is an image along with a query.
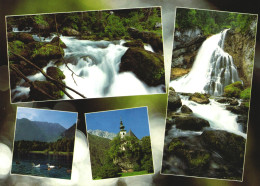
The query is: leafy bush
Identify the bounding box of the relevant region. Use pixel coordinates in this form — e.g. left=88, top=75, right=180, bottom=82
left=240, top=88, right=251, bottom=100
left=224, top=81, right=243, bottom=98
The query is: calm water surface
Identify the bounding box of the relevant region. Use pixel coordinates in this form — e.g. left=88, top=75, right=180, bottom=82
left=12, top=153, right=73, bottom=179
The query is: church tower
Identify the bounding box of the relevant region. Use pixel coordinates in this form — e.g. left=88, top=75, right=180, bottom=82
left=119, top=119, right=126, bottom=138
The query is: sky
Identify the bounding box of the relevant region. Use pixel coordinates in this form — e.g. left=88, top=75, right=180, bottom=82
left=16, top=107, right=78, bottom=129
left=85, top=107, right=150, bottom=139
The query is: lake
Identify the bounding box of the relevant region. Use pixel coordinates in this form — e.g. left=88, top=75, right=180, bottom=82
left=11, top=152, right=73, bottom=179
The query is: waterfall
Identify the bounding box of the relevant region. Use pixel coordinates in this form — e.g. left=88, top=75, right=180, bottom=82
left=170, top=29, right=241, bottom=96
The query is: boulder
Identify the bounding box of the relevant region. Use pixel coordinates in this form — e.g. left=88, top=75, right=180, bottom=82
left=29, top=80, right=64, bottom=101
left=215, top=97, right=239, bottom=106
left=226, top=104, right=248, bottom=115
left=8, top=40, right=30, bottom=61
left=51, top=36, right=67, bottom=48
left=189, top=92, right=209, bottom=104
left=46, top=67, right=65, bottom=81
left=31, top=43, right=64, bottom=60
left=127, top=27, right=163, bottom=53
left=173, top=114, right=210, bottom=131
left=181, top=105, right=192, bottom=114
left=224, top=81, right=243, bottom=98
left=201, top=130, right=246, bottom=166
left=62, top=28, right=80, bottom=36
left=167, top=89, right=182, bottom=111
left=119, top=47, right=165, bottom=86
left=123, top=39, right=144, bottom=48
left=17, top=33, right=34, bottom=44
left=236, top=115, right=248, bottom=133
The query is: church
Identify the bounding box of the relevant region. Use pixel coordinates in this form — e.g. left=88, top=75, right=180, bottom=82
left=119, top=119, right=137, bottom=139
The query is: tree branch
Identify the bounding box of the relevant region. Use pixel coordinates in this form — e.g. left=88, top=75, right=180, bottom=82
left=10, top=51, right=86, bottom=98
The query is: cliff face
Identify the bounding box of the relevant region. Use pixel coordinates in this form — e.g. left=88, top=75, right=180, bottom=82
left=171, top=28, right=206, bottom=80
left=224, top=23, right=257, bottom=87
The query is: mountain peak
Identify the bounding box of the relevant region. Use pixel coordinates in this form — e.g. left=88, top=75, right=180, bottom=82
left=88, top=129, right=117, bottom=140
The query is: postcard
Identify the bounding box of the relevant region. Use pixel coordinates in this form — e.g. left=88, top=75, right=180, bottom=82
left=11, top=107, right=78, bottom=179
left=85, top=107, right=154, bottom=179
left=161, top=7, right=258, bottom=180
left=6, top=7, right=165, bottom=103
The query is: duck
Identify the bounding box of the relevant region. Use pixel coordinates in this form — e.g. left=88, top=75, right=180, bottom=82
left=32, top=163, right=40, bottom=168
left=46, top=163, right=55, bottom=169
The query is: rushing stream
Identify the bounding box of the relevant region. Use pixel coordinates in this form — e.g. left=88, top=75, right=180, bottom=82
left=11, top=32, right=164, bottom=101
left=170, top=30, right=246, bottom=138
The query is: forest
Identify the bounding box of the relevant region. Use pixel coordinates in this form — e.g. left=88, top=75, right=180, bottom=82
left=175, top=8, right=257, bottom=35
left=88, top=134, right=153, bottom=179
left=13, top=137, right=75, bottom=155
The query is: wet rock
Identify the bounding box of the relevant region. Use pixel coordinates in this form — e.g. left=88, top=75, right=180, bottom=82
left=173, top=114, right=210, bottom=131
left=51, top=36, right=67, bottom=48
left=29, top=80, right=64, bottom=101
left=215, top=97, right=239, bottom=106
left=226, top=104, right=248, bottom=115
left=46, top=67, right=65, bottom=81
left=167, top=89, right=182, bottom=111
left=31, top=43, right=64, bottom=60
left=201, top=130, right=246, bottom=166
left=236, top=115, right=248, bottom=133
left=119, top=47, right=164, bottom=86
left=181, top=105, right=192, bottom=114
left=62, top=28, right=80, bottom=36
left=189, top=92, right=209, bottom=104
left=123, top=39, right=144, bottom=48
left=17, top=33, right=34, bottom=44
left=127, top=27, right=163, bottom=53
left=8, top=40, right=30, bottom=61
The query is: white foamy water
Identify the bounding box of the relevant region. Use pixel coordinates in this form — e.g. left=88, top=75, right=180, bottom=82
left=180, top=95, right=246, bottom=138
left=170, top=29, right=241, bottom=96
left=12, top=36, right=164, bottom=101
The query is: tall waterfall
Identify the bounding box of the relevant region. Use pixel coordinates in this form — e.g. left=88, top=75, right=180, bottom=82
left=170, top=29, right=241, bottom=96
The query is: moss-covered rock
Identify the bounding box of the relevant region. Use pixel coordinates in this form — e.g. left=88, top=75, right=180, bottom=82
left=8, top=40, right=30, bottom=61
left=181, top=105, right=192, bottom=114
left=29, top=80, right=64, bottom=101
left=62, top=27, right=80, bottom=36
left=224, top=81, right=243, bottom=98
left=201, top=130, right=245, bottom=166
left=240, top=87, right=251, bottom=100
left=119, top=47, right=165, bottom=86
left=17, top=33, right=34, bottom=44
left=31, top=43, right=64, bottom=60
left=46, top=67, right=65, bottom=81
left=123, top=39, right=144, bottom=48
left=168, top=89, right=182, bottom=111
left=173, top=114, right=210, bottom=131
left=50, top=37, right=67, bottom=48
left=127, top=28, right=163, bottom=53
left=189, top=92, right=209, bottom=104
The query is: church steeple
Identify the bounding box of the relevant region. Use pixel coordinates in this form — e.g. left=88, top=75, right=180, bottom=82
left=119, top=118, right=126, bottom=138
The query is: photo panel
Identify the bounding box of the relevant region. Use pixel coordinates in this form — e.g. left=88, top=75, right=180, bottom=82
left=161, top=7, right=258, bottom=180
left=11, top=107, right=78, bottom=180
left=85, top=106, right=154, bottom=179
left=6, top=7, right=165, bottom=103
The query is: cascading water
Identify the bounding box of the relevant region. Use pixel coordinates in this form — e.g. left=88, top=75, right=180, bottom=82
left=170, top=29, right=241, bottom=96
left=170, top=29, right=246, bottom=138
left=11, top=34, right=163, bottom=101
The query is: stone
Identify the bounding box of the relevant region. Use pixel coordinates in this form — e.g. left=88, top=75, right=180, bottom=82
left=201, top=130, right=246, bottom=166
left=173, top=114, right=210, bottom=131
left=189, top=92, right=210, bottom=104
left=119, top=47, right=164, bottom=86
left=167, top=90, right=182, bottom=111
left=181, top=105, right=192, bottom=114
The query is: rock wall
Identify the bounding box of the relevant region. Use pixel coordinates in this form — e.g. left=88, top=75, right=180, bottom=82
left=224, top=24, right=257, bottom=87
left=171, top=28, right=206, bottom=80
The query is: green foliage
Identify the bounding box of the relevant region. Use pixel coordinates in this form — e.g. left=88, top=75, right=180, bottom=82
left=32, top=44, right=64, bottom=59
left=175, top=8, right=257, bottom=36
left=105, top=14, right=127, bottom=38
left=33, top=15, right=48, bottom=26
left=240, top=88, right=251, bottom=100
left=224, top=81, right=243, bottom=98
left=8, top=40, right=26, bottom=55
left=168, top=139, right=185, bottom=151
left=119, top=170, right=149, bottom=177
